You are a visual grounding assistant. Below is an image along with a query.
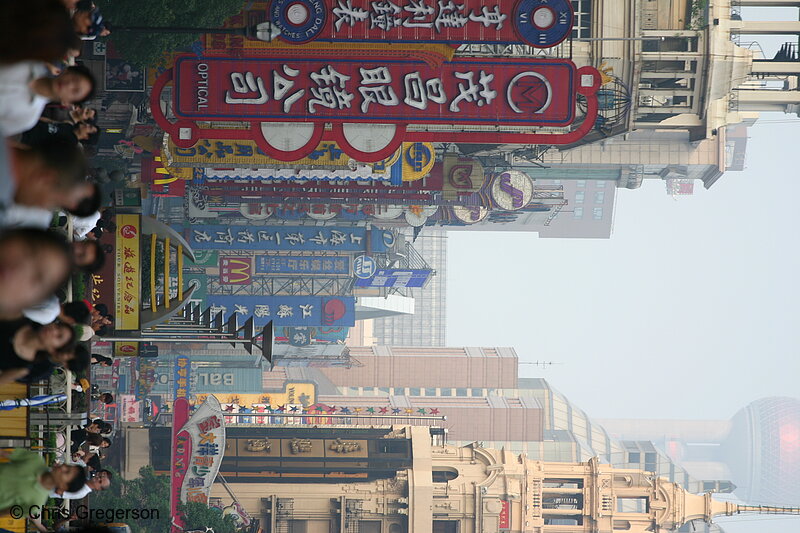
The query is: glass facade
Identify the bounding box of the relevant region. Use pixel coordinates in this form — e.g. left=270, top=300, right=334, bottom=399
left=373, top=228, right=447, bottom=346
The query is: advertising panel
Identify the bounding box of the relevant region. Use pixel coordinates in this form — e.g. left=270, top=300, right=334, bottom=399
left=254, top=255, right=351, bottom=276
left=179, top=396, right=226, bottom=506
left=268, top=0, right=573, bottom=49
left=219, top=256, right=254, bottom=285
left=114, top=214, right=141, bottom=330
left=189, top=225, right=395, bottom=253
left=354, top=269, right=433, bottom=288
left=173, top=356, right=191, bottom=400
left=490, top=170, right=534, bottom=210
left=206, top=296, right=356, bottom=328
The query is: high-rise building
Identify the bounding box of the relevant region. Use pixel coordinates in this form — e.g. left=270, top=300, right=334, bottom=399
left=371, top=229, right=448, bottom=346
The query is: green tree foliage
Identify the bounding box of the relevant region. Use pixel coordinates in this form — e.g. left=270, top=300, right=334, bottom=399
left=89, top=466, right=238, bottom=532
left=96, top=0, right=247, bottom=67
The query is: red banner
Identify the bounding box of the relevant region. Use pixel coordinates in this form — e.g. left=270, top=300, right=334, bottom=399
left=170, top=398, right=191, bottom=533
left=499, top=499, right=510, bottom=529
left=269, top=0, right=573, bottom=49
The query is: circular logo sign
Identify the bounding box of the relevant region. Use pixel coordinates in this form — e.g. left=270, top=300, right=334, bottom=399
left=372, top=205, right=404, bottom=220
left=353, top=255, right=377, bottom=280
left=121, top=225, right=137, bottom=239
left=514, top=0, right=574, bottom=49
left=491, top=170, right=534, bottom=211
left=381, top=230, right=396, bottom=249
left=402, top=142, right=436, bottom=182
left=271, top=0, right=327, bottom=43
left=119, top=344, right=136, bottom=354
left=452, top=206, right=489, bottom=224
left=322, top=298, right=347, bottom=325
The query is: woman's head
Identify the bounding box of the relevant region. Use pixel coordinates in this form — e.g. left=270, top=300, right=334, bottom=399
left=0, top=229, right=71, bottom=315
left=39, top=321, right=76, bottom=353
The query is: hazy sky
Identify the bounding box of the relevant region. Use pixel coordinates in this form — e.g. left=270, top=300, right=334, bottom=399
left=446, top=16, right=800, bottom=529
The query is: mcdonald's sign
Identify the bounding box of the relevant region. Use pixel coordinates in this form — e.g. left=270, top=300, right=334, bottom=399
left=219, top=256, right=253, bottom=285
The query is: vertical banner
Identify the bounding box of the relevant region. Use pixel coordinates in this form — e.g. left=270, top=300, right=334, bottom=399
left=173, top=356, right=191, bottom=400
left=170, top=397, right=191, bottom=533
left=114, top=214, right=141, bottom=330
left=180, top=395, right=226, bottom=506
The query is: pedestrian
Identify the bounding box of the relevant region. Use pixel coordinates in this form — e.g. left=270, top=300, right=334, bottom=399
left=0, top=63, right=96, bottom=136
left=0, top=449, right=86, bottom=515
left=50, top=468, right=110, bottom=500
left=71, top=240, right=105, bottom=273
left=0, top=318, right=77, bottom=384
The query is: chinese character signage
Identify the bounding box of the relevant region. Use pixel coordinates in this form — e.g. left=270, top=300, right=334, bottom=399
left=205, top=296, right=356, bottom=328
left=189, top=225, right=395, bottom=253
left=219, top=256, right=253, bottom=285
left=254, top=255, right=351, bottom=276
left=354, top=269, right=432, bottom=288
left=269, top=0, right=573, bottom=49
left=179, top=395, right=226, bottom=507
left=173, top=355, right=191, bottom=400
left=499, top=499, right=510, bottom=529
left=170, top=397, right=191, bottom=533
left=114, top=214, right=141, bottom=330
left=153, top=54, right=600, bottom=162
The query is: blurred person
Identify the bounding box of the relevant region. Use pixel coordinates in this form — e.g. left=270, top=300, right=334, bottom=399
left=24, top=299, right=92, bottom=328
left=0, top=0, right=80, bottom=64
left=0, top=229, right=72, bottom=319
left=71, top=239, right=105, bottom=272
left=91, top=354, right=112, bottom=366
left=73, top=8, right=110, bottom=40
left=19, top=343, right=90, bottom=385
left=20, top=119, right=99, bottom=147
left=70, top=208, right=102, bottom=241
left=50, top=468, right=110, bottom=500
left=0, top=449, right=86, bottom=516
left=0, top=318, right=76, bottom=385
left=0, top=63, right=96, bottom=136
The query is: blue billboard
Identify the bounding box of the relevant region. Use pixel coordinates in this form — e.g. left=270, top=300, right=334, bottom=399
left=354, top=269, right=433, bottom=289
left=254, top=255, right=351, bottom=276
left=205, top=295, right=355, bottom=328
left=189, top=225, right=395, bottom=253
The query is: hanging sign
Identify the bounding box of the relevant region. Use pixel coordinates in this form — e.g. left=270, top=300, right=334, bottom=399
left=268, top=0, right=573, bottom=49
left=153, top=55, right=601, bottom=162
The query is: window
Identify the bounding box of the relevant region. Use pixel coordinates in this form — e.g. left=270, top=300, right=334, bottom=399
left=575, top=191, right=585, bottom=203
left=433, top=520, right=459, bottom=533
left=440, top=388, right=452, bottom=397
left=576, top=180, right=586, bottom=188
left=470, top=388, right=484, bottom=397
left=628, top=452, right=641, bottom=464
left=573, top=208, right=584, bottom=219
left=424, top=388, right=437, bottom=396
left=455, top=388, right=468, bottom=397
left=570, top=0, right=591, bottom=39
left=595, top=191, right=605, bottom=203
left=617, top=497, right=649, bottom=514
left=432, top=468, right=459, bottom=483
left=593, top=208, right=603, bottom=220
left=596, top=180, right=606, bottom=188
left=409, top=388, right=421, bottom=396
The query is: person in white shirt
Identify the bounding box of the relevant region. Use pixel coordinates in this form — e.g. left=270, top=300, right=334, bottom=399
left=50, top=468, right=111, bottom=500
left=70, top=209, right=100, bottom=240
left=0, top=63, right=96, bottom=136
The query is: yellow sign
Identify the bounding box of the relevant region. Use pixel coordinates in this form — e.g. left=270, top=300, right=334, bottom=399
left=195, top=382, right=316, bottom=408
left=114, top=214, right=141, bottom=330
left=114, top=342, right=140, bottom=357
left=401, top=142, right=436, bottom=182
left=164, top=135, right=400, bottom=173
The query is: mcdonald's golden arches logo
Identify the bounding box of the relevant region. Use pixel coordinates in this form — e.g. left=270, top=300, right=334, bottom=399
left=219, top=256, right=253, bottom=285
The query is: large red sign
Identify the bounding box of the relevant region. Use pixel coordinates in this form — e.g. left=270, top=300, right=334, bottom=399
left=269, top=0, right=574, bottom=49
left=152, top=55, right=600, bottom=162
left=499, top=499, right=510, bottom=529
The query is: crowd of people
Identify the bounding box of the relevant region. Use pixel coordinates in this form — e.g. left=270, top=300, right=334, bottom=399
left=1, top=1, right=121, bottom=531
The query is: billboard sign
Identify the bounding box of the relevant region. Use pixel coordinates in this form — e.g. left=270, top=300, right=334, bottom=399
left=219, top=256, right=254, bottom=285
left=255, top=255, right=351, bottom=276
left=173, top=356, right=191, bottom=400
left=352, top=255, right=377, bottom=279
left=153, top=55, right=601, bottom=162
left=268, top=0, right=574, bottom=49
left=114, top=214, right=141, bottom=330
left=354, top=269, right=433, bottom=288
left=490, top=170, right=533, bottom=211
left=206, top=296, right=356, bottom=327
left=179, top=395, right=226, bottom=506
left=190, top=225, right=394, bottom=253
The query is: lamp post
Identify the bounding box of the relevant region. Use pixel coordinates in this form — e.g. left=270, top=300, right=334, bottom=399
left=113, top=21, right=277, bottom=41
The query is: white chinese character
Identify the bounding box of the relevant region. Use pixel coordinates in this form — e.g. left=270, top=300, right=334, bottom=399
left=330, top=230, right=348, bottom=246
left=350, top=233, right=363, bottom=245
left=308, top=66, right=354, bottom=113
left=333, top=0, right=369, bottom=30
left=449, top=70, right=497, bottom=112
left=237, top=230, right=255, bottom=244
left=403, top=72, right=447, bottom=110
left=403, top=0, right=435, bottom=27
left=214, top=229, right=234, bottom=244
left=468, top=6, right=507, bottom=29
left=284, top=232, right=306, bottom=246
left=234, top=304, right=249, bottom=315
left=370, top=1, right=402, bottom=30
left=194, top=230, right=212, bottom=242
left=434, top=0, right=468, bottom=32
left=254, top=304, right=271, bottom=318
left=258, top=231, right=281, bottom=245
left=209, top=305, right=227, bottom=316
left=293, top=332, right=308, bottom=344
left=310, top=231, right=329, bottom=246
left=274, top=65, right=305, bottom=113
left=277, top=305, right=294, bottom=318
left=225, top=72, right=268, bottom=105
left=299, top=304, right=314, bottom=318
left=359, top=67, right=399, bottom=113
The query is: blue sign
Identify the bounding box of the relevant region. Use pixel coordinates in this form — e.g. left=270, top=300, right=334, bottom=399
left=205, top=295, right=355, bottom=328
left=255, top=255, right=351, bottom=276
left=156, top=355, right=263, bottom=395
left=189, top=225, right=394, bottom=253
left=270, top=0, right=326, bottom=44
left=515, top=0, right=574, bottom=49
left=354, top=269, right=433, bottom=289
left=353, top=255, right=377, bottom=280
left=173, top=356, right=191, bottom=399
